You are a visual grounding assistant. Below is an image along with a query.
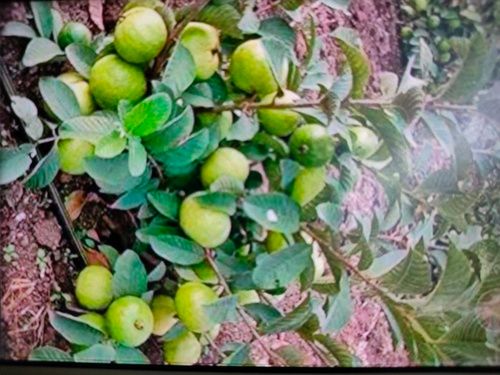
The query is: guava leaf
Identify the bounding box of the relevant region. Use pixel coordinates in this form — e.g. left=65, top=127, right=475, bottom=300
left=24, top=146, right=59, bottom=189
left=421, top=111, right=454, bottom=156
left=261, top=296, right=313, bottom=333
left=123, top=93, right=172, bottom=137
left=22, top=38, right=64, bottom=67
left=1, top=21, right=37, bottom=38
left=150, top=235, right=204, bottom=266
left=330, top=64, right=353, bottom=101
left=276, top=345, right=305, bottom=366
left=29, top=346, right=73, bottom=362
left=51, top=8, right=63, bottom=38
left=161, top=43, right=196, bottom=98
left=98, top=244, right=120, bottom=270
left=95, top=130, right=127, bottom=159
left=65, top=43, right=97, bottom=79
left=320, top=0, right=350, bottom=11
left=114, top=345, right=150, bottom=364
left=157, top=129, right=209, bottom=168
left=73, top=344, right=116, bottom=363
left=112, top=250, right=148, bottom=298
left=244, top=303, right=282, bottom=325
left=322, top=271, right=352, bottom=333
left=11, top=96, right=38, bottom=123
left=59, top=111, right=120, bottom=144
left=0, top=144, right=33, bottom=185
left=210, top=175, right=245, bottom=195
left=226, top=113, right=258, bottom=142
left=222, top=343, right=252, bottom=366
left=204, top=295, right=239, bottom=325
left=198, top=4, right=242, bottom=39
left=279, top=159, right=301, bottom=190
left=30, top=1, right=53, bottom=38
left=316, top=202, right=343, bottom=231
left=128, top=137, right=147, bottom=177
left=147, top=261, right=166, bottom=282
left=147, top=191, right=180, bottom=221
left=39, top=77, right=80, bottom=121
left=314, top=334, right=359, bottom=366
left=49, top=311, right=104, bottom=346
left=195, top=192, right=237, bottom=215
left=243, top=193, right=300, bottom=234
left=252, top=244, right=311, bottom=290
left=238, top=2, right=260, bottom=34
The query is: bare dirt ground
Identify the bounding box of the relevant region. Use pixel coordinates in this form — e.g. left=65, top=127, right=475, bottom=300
left=0, top=0, right=408, bottom=366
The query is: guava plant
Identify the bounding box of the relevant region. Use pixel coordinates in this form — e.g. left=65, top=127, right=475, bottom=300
left=1, top=0, right=499, bottom=367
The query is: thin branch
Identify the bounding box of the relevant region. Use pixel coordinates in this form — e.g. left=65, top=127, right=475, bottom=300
left=148, top=154, right=165, bottom=185
left=205, top=99, right=323, bottom=113
left=204, top=332, right=228, bottom=360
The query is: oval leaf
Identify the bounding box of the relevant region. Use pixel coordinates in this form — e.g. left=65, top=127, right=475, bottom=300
left=112, top=249, right=148, bottom=298
left=24, top=146, right=59, bottom=189
left=123, top=93, right=173, bottom=137
left=22, top=38, right=63, bottom=67
left=39, top=77, right=81, bottom=121
left=65, top=43, right=97, bottom=79
left=150, top=235, right=204, bottom=266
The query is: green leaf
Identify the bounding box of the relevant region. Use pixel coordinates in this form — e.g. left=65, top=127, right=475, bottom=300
left=262, top=296, right=312, bottom=334
left=143, top=106, right=194, bottom=155
left=320, top=0, right=350, bottom=11
left=123, top=93, right=172, bottom=137
left=51, top=8, right=63, bottom=39
left=1, top=21, right=37, bottom=38
left=198, top=4, right=242, bottom=39
left=195, top=192, right=237, bottom=215
left=29, top=346, right=73, bottom=362
left=65, top=43, right=97, bottom=79
left=364, top=250, right=408, bottom=278
left=112, top=250, right=148, bottom=298
left=95, top=130, right=127, bottom=159
left=147, top=261, right=166, bottom=282
left=147, top=191, right=180, bottom=221
left=0, top=145, right=33, bottom=185
left=49, top=311, right=104, bottom=346
left=204, top=295, right=239, bottom=325
left=222, top=343, right=251, bottom=366
left=150, top=235, right=204, bottom=265
left=59, top=111, right=120, bottom=144
left=276, top=345, right=305, bottom=366
left=421, top=111, right=454, bottom=156
left=128, top=138, right=147, bottom=177
left=419, top=169, right=459, bottom=194
left=226, top=113, right=258, bottom=142
left=98, top=244, right=120, bottom=269
left=114, top=345, right=150, bottom=364
left=279, top=159, right=301, bottom=190
left=330, top=64, right=353, bottom=102
left=31, top=1, right=53, bottom=38
left=11, top=96, right=38, bottom=123
left=22, top=38, right=64, bottom=67
left=316, top=202, right=342, bottom=231
left=210, top=175, right=245, bottom=195
left=314, top=334, right=359, bottom=366
left=322, top=271, right=352, bottom=333
left=25, top=146, right=59, bottom=189
left=252, top=244, right=311, bottom=290
left=379, top=241, right=432, bottom=295
left=73, top=344, right=116, bottom=363
left=243, top=193, right=300, bottom=234
left=393, top=87, right=425, bottom=124
left=435, top=193, right=475, bottom=231
left=161, top=43, right=196, bottom=98
left=244, top=303, right=282, bottom=325
left=39, top=77, right=80, bottom=121
left=158, top=129, right=209, bottom=168
left=253, top=132, right=289, bottom=158
left=238, top=2, right=260, bottom=34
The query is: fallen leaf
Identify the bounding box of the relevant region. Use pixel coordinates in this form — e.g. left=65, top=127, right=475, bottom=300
left=65, top=190, right=87, bottom=221
left=85, top=248, right=110, bottom=268
left=89, top=0, right=105, bottom=31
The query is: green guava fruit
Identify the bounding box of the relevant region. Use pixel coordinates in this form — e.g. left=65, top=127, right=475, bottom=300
left=439, top=52, right=452, bottom=64
left=197, top=111, right=233, bottom=139
left=289, top=124, right=335, bottom=167
left=349, top=126, right=380, bottom=159
left=106, top=296, right=154, bottom=347
left=179, top=22, right=220, bottom=80
left=192, top=261, right=218, bottom=284
left=413, top=0, right=428, bottom=12
left=236, top=290, right=260, bottom=305
left=291, top=167, right=326, bottom=207
left=114, top=7, right=167, bottom=64
left=427, top=15, right=441, bottom=29
left=265, top=231, right=288, bottom=253
left=400, top=26, right=413, bottom=39
left=229, top=38, right=278, bottom=97
left=75, top=265, right=113, bottom=310
left=257, top=90, right=303, bottom=137
left=79, top=312, right=108, bottom=335
left=175, top=281, right=218, bottom=333
left=58, top=72, right=96, bottom=115
left=57, top=138, right=95, bottom=175
left=437, top=39, right=451, bottom=53
left=179, top=192, right=231, bottom=248
left=89, top=54, right=147, bottom=109
left=200, top=147, right=250, bottom=188
left=151, top=295, right=177, bottom=336
left=163, top=330, right=201, bottom=365
left=57, top=22, right=92, bottom=49
left=448, top=18, right=461, bottom=30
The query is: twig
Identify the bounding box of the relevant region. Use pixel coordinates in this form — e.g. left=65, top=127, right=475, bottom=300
left=204, top=249, right=287, bottom=366
left=205, top=99, right=323, bottom=113
left=148, top=154, right=165, bottom=185
left=203, top=332, right=228, bottom=360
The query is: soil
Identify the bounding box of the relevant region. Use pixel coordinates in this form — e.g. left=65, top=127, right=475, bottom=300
left=0, top=0, right=408, bottom=367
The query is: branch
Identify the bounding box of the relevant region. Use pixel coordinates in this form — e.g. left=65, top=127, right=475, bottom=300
left=147, top=154, right=165, bottom=185
left=205, top=99, right=323, bottom=113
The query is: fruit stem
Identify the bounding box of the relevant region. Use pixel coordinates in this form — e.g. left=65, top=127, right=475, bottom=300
left=204, top=249, right=287, bottom=366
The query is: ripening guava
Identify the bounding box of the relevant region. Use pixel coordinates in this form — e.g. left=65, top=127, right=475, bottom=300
left=229, top=39, right=278, bottom=97
left=57, top=22, right=92, bottom=49
left=236, top=290, right=260, bottom=305
left=289, top=124, right=335, bottom=167
left=151, top=295, right=177, bottom=336
left=89, top=54, right=147, bottom=109
left=265, top=231, right=288, bottom=253
left=200, top=147, right=250, bottom=188
left=179, top=192, right=231, bottom=248
left=197, top=111, right=233, bottom=140
left=349, top=126, right=380, bottom=159
left=114, top=7, right=167, bottom=64
left=75, top=265, right=113, bottom=310
left=57, top=138, right=95, bottom=175
left=106, top=296, right=154, bottom=347
left=175, top=281, right=218, bottom=333
left=192, top=261, right=218, bottom=284
left=58, top=72, right=96, bottom=115
left=163, top=330, right=201, bottom=365
left=180, top=22, right=220, bottom=80
left=291, top=167, right=326, bottom=207
left=79, top=312, right=108, bottom=335
left=257, top=90, right=303, bottom=137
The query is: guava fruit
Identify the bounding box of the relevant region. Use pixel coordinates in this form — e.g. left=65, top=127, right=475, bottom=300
left=192, top=261, right=218, bottom=284
left=58, top=72, right=96, bottom=115
left=289, top=124, right=335, bottom=167
left=291, top=167, right=326, bottom=207
left=437, top=39, right=451, bottom=53
left=349, top=126, right=380, bottom=159
left=400, top=26, right=413, bottom=39
left=200, top=147, right=250, bottom=188
left=439, top=52, right=451, bottom=64
left=106, top=296, right=154, bottom=347
left=89, top=54, right=147, bottom=109
left=175, top=281, right=218, bottom=333
left=265, top=231, right=288, bottom=253
left=163, top=330, right=201, bottom=365
left=179, top=192, right=231, bottom=248
left=448, top=18, right=462, bottom=30
left=114, top=7, right=167, bottom=64
left=57, top=138, right=95, bottom=175
left=75, top=265, right=113, bottom=310
left=79, top=312, right=108, bottom=335
left=197, top=111, right=233, bottom=139
left=236, top=290, right=260, bottom=305
left=427, top=15, right=441, bottom=29
left=57, top=22, right=92, bottom=49
left=257, top=90, right=303, bottom=137
left=179, top=22, right=220, bottom=80
left=151, top=295, right=177, bottom=336
left=229, top=39, right=278, bottom=97
left=413, top=0, right=428, bottom=12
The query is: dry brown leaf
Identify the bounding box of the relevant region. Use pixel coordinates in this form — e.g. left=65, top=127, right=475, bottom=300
left=89, top=0, right=105, bottom=31
left=65, top=190, right=87, bottom=221
left=85, top=248, right=110, bottom=269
